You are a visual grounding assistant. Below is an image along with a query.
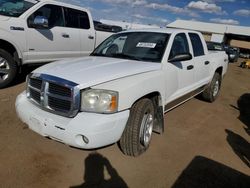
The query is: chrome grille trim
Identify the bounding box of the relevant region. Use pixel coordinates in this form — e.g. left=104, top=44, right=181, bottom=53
left=28, top=85, right=41, bottom=92
left=27, top=73, right=80, bottom=118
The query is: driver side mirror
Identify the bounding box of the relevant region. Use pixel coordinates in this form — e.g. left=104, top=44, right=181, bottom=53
left=32, top=16, right=49, bottom=29
left=168, top=53, right=192, bottom=63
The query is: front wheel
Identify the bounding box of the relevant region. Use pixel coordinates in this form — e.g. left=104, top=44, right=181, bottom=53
left=119, top=98, right=155, bottom=157
left=0, top=49, right=17, bottom=88
left=202, top=72, right=222, bottom=102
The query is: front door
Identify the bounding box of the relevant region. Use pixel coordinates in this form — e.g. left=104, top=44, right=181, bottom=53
left=165, top=33, right=195, bottom=105
left=26, top=4, right=81, bottom=63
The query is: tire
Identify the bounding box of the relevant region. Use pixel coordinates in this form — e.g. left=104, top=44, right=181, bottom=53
left=119, top=98, right=155, bottom=157
left=0, top=49, right=17, bottom=88
left=202, top=72, right=221, bottom=102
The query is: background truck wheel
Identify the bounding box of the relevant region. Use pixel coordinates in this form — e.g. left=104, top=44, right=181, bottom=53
left=0, top=49, right=17, bottom=88
left=202, top=72, right=221, bottom=102
left=119, top=98, right=155, bottom=157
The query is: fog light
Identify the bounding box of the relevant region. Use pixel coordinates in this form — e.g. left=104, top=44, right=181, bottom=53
left=76, top=135, right=89, bottom=145
left=82, top=135, right=89, bottom=144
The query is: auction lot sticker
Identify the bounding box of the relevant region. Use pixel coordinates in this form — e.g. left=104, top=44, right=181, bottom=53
left=136, top=42, right=156, bottom=48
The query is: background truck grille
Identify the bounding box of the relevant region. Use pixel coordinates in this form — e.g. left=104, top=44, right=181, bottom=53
left=27, top=74, right=80, bottom=118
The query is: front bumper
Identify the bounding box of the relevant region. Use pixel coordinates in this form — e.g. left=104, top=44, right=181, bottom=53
left=15, top=92, right=129, bottom=149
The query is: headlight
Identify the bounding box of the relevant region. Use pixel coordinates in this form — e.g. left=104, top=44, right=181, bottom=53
left=81, top=89, right=118, bottom=113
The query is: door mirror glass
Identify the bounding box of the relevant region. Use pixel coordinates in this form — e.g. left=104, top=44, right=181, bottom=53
left=168, top=53, right=192, bottom=63
left=33, top=16, right=49, bottom=29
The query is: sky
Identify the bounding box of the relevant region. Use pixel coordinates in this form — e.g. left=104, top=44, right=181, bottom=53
left=62, top=0, right=250, bottom=27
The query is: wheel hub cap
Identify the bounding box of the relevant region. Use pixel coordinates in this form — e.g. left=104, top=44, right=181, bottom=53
left=140, top=113, right=154, bottom=147
left=0, top=57, right=10, bottom=82
left=213, top=81, right=219, bottom=97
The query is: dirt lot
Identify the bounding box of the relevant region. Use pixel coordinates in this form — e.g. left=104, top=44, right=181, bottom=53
left=0, top=60, right=249, bottom=188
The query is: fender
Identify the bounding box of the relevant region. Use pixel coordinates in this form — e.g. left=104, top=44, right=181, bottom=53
left=0, top=29, right=24, bottom=62
left=93, top=71, right=166, bottom=134
left=92, top=71, right=166, bottom=111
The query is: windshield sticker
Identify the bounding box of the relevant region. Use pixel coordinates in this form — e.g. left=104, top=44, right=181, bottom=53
left=136, top=42, right=156, bottom=48
left=25, top=0, right=39, bottom=4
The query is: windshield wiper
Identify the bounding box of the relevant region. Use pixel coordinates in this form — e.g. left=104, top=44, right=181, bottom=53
left=111, top=53, right=142, bottom=61
left=0, top=11, right=11, bottom=16
left=90, top=53, right=106, bottom=57
left=91, top=52, right=142, bottom=61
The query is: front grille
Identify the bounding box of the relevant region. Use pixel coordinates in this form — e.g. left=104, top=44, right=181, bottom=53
left=48, top=96, right=71, bottom=111
left=29, top=89, right=41, bottom=104
left=29, top=78, right=42, bottom=90
left=49, top=82, right=71, bottom=97
left=27, top=74, right=80, bottom=117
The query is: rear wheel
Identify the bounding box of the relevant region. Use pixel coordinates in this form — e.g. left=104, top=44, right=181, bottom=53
left=120, top=98, right=155, bottom=157
left=0, top=49, right=17, bottom=88
left=202, top=72, right=221, bottom=102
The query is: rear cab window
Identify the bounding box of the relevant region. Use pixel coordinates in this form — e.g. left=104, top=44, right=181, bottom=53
left=188, top=33, right=205, bottom=57
left=64, top=7, right=90, bottom=29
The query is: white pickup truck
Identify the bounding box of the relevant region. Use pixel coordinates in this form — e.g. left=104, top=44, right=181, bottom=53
left=16, top=29, right=228, bottom=156
left=0, top=0, right=113, bottom=88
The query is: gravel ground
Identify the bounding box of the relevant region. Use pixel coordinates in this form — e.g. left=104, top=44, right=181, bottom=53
left=0, top=60, right=249, bottom=188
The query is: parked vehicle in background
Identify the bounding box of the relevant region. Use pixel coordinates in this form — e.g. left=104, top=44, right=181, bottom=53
left=94, top=21, right=123, bottom=33
left=206, top=41, right=225, bottom=51
left=225, top=46, right=240, bottom=63
left=240, top=52, right=250, bottom=59
left=0, top=0, right=114, bottom=88
left=16, top=29, right=228, bottom=157
left=206, top=42, right=239, bottom=63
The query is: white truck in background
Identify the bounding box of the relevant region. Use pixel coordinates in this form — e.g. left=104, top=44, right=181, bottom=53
left=16, top=29, right=228, bottom=157
left=0, top=0, right=115, bottom=88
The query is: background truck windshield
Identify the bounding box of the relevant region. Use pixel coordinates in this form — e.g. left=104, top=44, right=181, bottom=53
left=0, top=0, right=38, bottom=17
left=92, top=32, right=169, bottom=63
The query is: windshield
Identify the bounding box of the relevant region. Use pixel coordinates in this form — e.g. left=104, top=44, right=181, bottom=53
left=91, top=32, right=169, bottom=63
left=0, top=0, right=39, bottom=17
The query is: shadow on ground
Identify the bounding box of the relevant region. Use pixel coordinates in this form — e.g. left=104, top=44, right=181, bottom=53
left=70, top=152, right=128, bottom=188
left=226, top=129, right=250, bottom=168
left=172, top=156, right=250, bottom=188
left=237, top=93, right=250, bottom=134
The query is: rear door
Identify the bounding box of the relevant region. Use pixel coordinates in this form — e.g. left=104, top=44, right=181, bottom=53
left=63, top=7, right=95, bottom=56
left=188, top=33, right=210, bottom=87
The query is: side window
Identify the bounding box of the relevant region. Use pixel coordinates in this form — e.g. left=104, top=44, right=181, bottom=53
left=64, top=8, right=90, bottom=29
left=169, top=33, right=189, bottom=59
left=28, top=4, right=64, bottom=28
left=189, top=33, right=205, bottom=57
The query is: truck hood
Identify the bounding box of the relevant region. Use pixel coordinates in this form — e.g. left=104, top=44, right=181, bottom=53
left=33, top=56, right=162, bottom=89
left=0, top=15, right=10, bottom=21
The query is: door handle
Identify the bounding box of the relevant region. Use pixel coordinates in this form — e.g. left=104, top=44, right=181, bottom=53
left=187, top=65, right=194, bottom=70
left=62, top=33, right=70, bottom=38
left=205, top=61, right=210, bottom=65
left=88, top=35, right=94, bottom=40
